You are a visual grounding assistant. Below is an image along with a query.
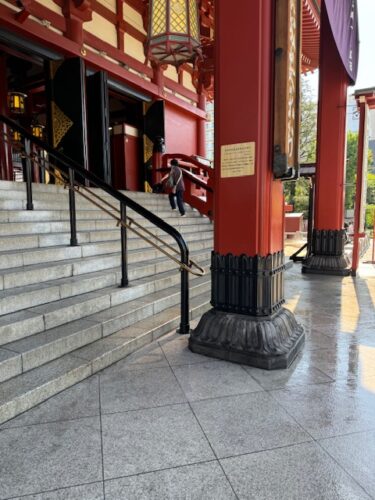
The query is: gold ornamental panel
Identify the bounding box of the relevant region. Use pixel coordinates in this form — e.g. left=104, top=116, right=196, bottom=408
left=151, top=0, right=166, bottom=36
left=189, top=0, right=199, bottom=39
left=170, top=0, right=188, bottom=33
left=51, top=101, right=73, bottom=148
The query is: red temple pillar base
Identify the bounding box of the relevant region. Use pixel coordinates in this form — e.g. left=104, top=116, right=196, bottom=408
left=302, top=229, right=351, bottom=276
left=189, top=251, right=304, bottom=370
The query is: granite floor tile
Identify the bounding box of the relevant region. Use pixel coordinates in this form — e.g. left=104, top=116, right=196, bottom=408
left=191, top=392, right=311, bottom=458
left=221, top=442, right=370, bottom=500
left=270, top=378, right=375, bottom=439
left=1, top=376, right=100, bottom=429
left=319, top=430, right=375, bottom=498
left=105, top=461, right=236, bottom=500
left=302, top=345, right=375, bottom=381
left=0, top=417, right=102, bottom=499
left=159, top=336, right=215, bottom=366
left=173, top=360, right=263, bottom=401
left=303, top=328, right=351, bottom=351
left=243, top=355, right=333, bottom=390
left=100, top=366, right=186, bottom=414
left=102, top=404, right=215, bottom=478
left=11, top=482, right=104, bottom=500
left=108, top=342, right=169, bottom=371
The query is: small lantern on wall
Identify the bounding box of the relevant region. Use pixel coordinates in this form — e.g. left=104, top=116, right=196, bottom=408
left=10, top=129, right=22, bottom=143
left=7, top=92, right=27, bottom=114
left=31, top=123, right=45, bottom=140
left=146, top=0, right=201, bottom=66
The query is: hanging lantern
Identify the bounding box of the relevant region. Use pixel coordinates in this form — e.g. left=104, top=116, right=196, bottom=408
left=10, top=129, right=22, bottom=143
left=31, top=123, right=45, bottom=139
left=7, top=92, right=27, bottom=114
left=146, top=0, right=201, bottom=66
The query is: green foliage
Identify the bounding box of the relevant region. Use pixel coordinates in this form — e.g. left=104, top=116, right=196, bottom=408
left=283, top=78, right=317, bottom=216
left=299, top=79, right=318, bottom=163
left=366, top=204, right=375, bottom=229
left=345, top=131, right=358, bottom=210
left=367, top=173, right=375, bottom=204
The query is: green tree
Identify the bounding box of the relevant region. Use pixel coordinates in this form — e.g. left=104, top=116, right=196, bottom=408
left=367, top=172, right=375, bottom=205
left=284, top=77, right=317, bottom=215
left=345, top=131, right=358, bottom=210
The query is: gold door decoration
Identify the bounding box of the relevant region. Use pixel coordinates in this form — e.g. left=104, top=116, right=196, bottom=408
left=50, top=101, right=74, bottom=148
left=273, top=0, right=301, bottom=178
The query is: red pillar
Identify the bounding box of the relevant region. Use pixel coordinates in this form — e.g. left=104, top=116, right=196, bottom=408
left=303, top=3, right=351, bottom=275
left=189, top=0, right=304, bottom=370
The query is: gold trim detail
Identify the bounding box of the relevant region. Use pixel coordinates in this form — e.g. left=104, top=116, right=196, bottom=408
left=51, top=101, right=73, bottom=148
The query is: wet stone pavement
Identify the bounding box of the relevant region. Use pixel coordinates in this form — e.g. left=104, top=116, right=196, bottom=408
left=0, top=261, right=374, bottom=499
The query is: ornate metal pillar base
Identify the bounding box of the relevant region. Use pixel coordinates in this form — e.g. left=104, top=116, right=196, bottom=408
left=302, top=229, right=351, bottom=276
left=189, top=251, right=304, bottom=370
left=189, top=308, right=304, bottom=370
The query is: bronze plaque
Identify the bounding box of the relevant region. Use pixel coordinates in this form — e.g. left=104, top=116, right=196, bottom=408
left=220, top=142, right=255, bottom=178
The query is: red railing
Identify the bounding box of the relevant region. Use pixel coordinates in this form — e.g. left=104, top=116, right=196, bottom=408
left=156, top=153, right=214, bottom=220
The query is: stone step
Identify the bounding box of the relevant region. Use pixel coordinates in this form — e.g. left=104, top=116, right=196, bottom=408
left=0, top=205, right=209, bottom=223
left=0, top=191, right=178, bottom=212
left=0, top=181, right=168, bottom=202
left=0, top=273, right=210, bottom=382
left=0, top=239, right=212, bottom=291
left=0, top=231, right=213, bottom=271
left=0, top=251, right=211, bottom=342
left=0, top=222, right=212, bottom=252
left=0, top=291, right=210, bottom=425
left=0, top=183, right=167, bottom=200
left=0, top=211, right=209, bottom=237
left=0, top=249, right=211, bottom=316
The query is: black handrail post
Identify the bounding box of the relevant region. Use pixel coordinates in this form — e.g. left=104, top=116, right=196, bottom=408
left=23, top=138, right=33, bottom=210
left=68, top=168, right=78, bottom=246
left=178, top=252, right=190, bottom=334
left=120, top=202, right=129, bottom=287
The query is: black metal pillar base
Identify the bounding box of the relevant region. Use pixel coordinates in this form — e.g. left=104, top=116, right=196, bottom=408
left=302, top=229, right=351, bottom=276
left=189, top=307, right=304, bottom=370
left=302, top=254, right=351, bottom=276
left=188, top=250, right=304, bottom=370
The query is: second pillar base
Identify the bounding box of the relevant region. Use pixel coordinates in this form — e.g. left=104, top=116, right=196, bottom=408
left=189, top=307, right=304, bottom=370
left=302, top=229, right=351, bottom=276
left=302, top=254, right=351, bottom=276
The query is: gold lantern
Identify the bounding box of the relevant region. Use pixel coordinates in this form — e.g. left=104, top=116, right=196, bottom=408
left=8, top=92, right=27, bottom=114
left=146, top=0, right=201, bottom=66
left=32, top=123, right=45, bottom=139
left=10, top=129, right=22, bottom=143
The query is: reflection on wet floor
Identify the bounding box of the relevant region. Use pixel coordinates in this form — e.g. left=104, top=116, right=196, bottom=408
left=0, top=256, right=374, bottom=500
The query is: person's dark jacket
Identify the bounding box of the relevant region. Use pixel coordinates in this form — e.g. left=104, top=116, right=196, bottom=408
left=170, top=166, right=185, bottom=192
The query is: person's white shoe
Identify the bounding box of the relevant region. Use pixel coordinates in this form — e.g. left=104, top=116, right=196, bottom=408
left=180, top=214, right=186, bottom=217
left=171, top=208, right=177, bottom=211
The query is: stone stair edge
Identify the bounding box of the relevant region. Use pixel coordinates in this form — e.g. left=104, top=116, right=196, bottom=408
left=0, top=247, right=212, bottom=293
left=0, top=228, right=213, bottom=256
left=0, top=237, right=213, bottom=275
left=0, top=257, right=211, bottom=317
left=0, top=263, right=211, bottom=347
left=0, top=293, right=211, bottom=426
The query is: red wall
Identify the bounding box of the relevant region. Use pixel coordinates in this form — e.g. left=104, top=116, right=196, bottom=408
left=165, top=102, right=198, bottom=155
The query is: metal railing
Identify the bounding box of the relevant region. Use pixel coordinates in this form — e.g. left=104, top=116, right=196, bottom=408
left=0, top=114, right=205, bottom=334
